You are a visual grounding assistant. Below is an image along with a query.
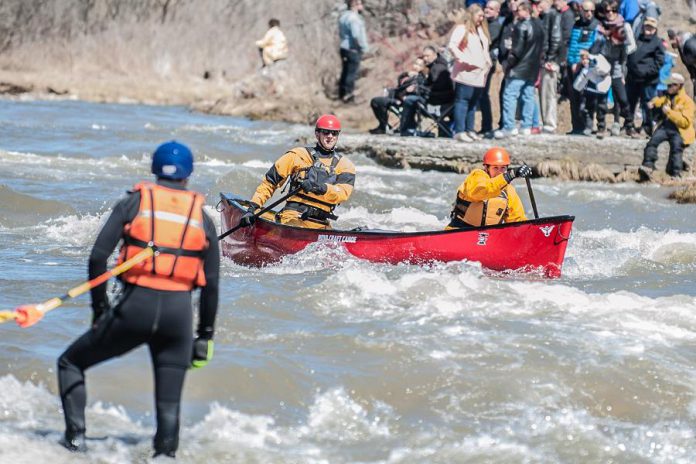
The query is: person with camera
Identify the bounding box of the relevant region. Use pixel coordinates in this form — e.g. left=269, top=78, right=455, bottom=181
left=244, top=114, right=355, bottom=229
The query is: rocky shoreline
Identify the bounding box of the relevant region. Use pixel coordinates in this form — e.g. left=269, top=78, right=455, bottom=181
left=338, top=131, right=696, bottom=202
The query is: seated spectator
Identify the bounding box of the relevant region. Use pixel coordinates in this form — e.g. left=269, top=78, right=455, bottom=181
left=448, top=5, right=493, bottom=142
left=639, top=73, right=695, bottom=180
left=369, top=58, right=427, bottom=134
left=255, top=19, right=289, bottom=68
left=625, top=16, right=664, bottom=137
left=400, top=45, right=455, bottom=136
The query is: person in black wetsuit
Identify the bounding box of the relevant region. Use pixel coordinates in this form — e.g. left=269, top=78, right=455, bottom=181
left=56, top=141, right=220, bottom=458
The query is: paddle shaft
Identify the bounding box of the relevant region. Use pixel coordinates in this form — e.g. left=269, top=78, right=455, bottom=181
left=0, top=247, right=154, bottom=327
left=525, top=177, right=539, bottom=219
left=217, top=188, right=302, bottom=241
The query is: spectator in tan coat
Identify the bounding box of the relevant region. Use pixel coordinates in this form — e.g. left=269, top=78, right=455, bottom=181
left=256, top=19, right=289, bottom=68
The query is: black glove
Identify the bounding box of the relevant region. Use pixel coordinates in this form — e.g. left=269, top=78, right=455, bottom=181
left=91, top=300, right=110, bottom=326
left=300, top=178, right=328, bottom=195
left=504, top=164, right=532, bottom=183
left=240, top=202, right=259, bottom=227
left=191, top=337, right=214, bottom=369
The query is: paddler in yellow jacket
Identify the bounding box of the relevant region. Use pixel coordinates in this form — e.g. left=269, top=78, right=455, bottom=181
left=446, top=147, right=531, bottom=229
left=242, top=114, right=355, bottom=229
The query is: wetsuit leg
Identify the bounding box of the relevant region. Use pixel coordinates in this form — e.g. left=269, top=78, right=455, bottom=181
left=147, top=290, right=194, bottom=457
left=57, top=287, right=152, bottom=440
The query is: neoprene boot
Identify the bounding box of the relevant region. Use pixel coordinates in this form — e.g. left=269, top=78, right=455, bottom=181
left=59, top=428, right=87, bottom=452
left=153, top=401, right=179, bottom=458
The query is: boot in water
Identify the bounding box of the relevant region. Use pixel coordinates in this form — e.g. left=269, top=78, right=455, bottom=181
left=59, top=430, right=87, bottom=452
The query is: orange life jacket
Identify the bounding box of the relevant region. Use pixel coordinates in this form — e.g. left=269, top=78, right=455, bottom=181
left=118, top=181, right=208, bottom=291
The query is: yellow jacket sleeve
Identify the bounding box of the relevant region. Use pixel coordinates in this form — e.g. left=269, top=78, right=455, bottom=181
left=650, top=95, right=667, bottom=108
left=665, top=94, right=695, bottom=131
left=459, top=169, right=509, bottom=202
left=503, top=185, right=528, bottom=222
left=250, top=150, right=301, bottom=207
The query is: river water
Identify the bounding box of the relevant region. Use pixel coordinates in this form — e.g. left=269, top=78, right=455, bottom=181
left=0, top=99, right=694, bottom=463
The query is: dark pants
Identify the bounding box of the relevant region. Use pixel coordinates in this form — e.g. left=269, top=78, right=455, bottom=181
left=643, top=122, right=685, bottom=176
left=625, top=79, right=657, bottom=131
left=339, top=48, right=362, bottom=99
left=57, top=286, right=193, bottom=457
left=479, top=68, right=496, bottom=133
left=583, top=92, right=609, bottom=131
left=453, top=82, right=484, bottom=134
left=610, top=77, right=630, bottom=124
left=400, top=94, right=426, bottom=135
left=568, top=68, right=586, bottom=132
left=370, top=96, right=399, bottom=130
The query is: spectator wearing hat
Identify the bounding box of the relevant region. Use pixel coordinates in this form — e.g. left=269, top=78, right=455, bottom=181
left=624, top=16, right=664, bottom=137
left=639, top=73, right=695, bottom=179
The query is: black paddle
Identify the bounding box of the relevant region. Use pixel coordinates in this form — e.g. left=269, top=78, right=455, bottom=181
left=525, top=177, right=539, bottom=219
left=218, top=187, right=301, bottom=241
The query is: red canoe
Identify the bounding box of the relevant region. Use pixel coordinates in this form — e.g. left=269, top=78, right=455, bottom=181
left=218, top=193, right=574, bottom=278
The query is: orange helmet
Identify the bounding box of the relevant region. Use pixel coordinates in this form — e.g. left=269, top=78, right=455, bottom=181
left=483, top=147, right=510, bottom=166
left=315, top=114, right=341, bottom=131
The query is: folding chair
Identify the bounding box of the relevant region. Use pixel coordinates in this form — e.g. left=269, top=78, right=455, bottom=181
left=415, top=102, right=454, bottom=138
left=385, top=103, right=402, bottom=135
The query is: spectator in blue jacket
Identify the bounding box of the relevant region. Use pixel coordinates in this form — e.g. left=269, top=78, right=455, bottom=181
left=338, top=0, right=370, bottom=103
left=619, top=0, right=640, bottom=24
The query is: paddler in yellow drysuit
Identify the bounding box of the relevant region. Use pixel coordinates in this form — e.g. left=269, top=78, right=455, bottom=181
left=446, top=147, right=531, bottom=229
left=241, top=114, right=356, bottom=230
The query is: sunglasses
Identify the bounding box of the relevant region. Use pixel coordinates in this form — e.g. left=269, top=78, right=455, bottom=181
left=317, top=129, right=340, bottom=136
left=605, top=8, right=617, bottom=13
left=582, top=8, right=595, bottom=12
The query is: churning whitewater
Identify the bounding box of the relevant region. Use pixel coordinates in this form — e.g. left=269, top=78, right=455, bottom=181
left=0, top=100, right=694, bottom=463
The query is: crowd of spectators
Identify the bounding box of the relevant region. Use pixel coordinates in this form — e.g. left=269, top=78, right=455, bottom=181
left=366, top=0, right=695, bottom=157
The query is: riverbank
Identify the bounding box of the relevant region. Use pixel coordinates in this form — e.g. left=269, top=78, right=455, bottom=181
left=339, top=131, right=696, bottom=192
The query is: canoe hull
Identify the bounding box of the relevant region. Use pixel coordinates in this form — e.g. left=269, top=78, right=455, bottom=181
left=219, top=194, right=574, bottom=278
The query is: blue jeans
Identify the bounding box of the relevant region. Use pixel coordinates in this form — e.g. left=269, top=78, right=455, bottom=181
left=502, top=78, right=536, bottom=130
left=454, top=83, right=483, bottom=134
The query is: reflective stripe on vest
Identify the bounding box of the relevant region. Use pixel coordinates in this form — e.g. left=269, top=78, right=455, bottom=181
left=451, top=189, right=509, bottom=227
left=118, top=181, right=208, bottom=291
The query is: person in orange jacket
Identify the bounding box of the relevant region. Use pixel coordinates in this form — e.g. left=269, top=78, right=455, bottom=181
left=57, top=141, right=220, bottom=458
left=242, top=114, right=356, bottom=230
left=639, top=72, right=695, bottom=180
left=446, top=147, right=531, bottom=229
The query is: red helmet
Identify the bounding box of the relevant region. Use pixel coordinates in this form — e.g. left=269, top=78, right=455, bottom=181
left=482, top=147, right=510, bottom=166
left=315, top=114, right=341, bottom=131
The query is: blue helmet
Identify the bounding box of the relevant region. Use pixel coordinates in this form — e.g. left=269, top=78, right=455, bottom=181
left=151, top=141, right=194, bottom=180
